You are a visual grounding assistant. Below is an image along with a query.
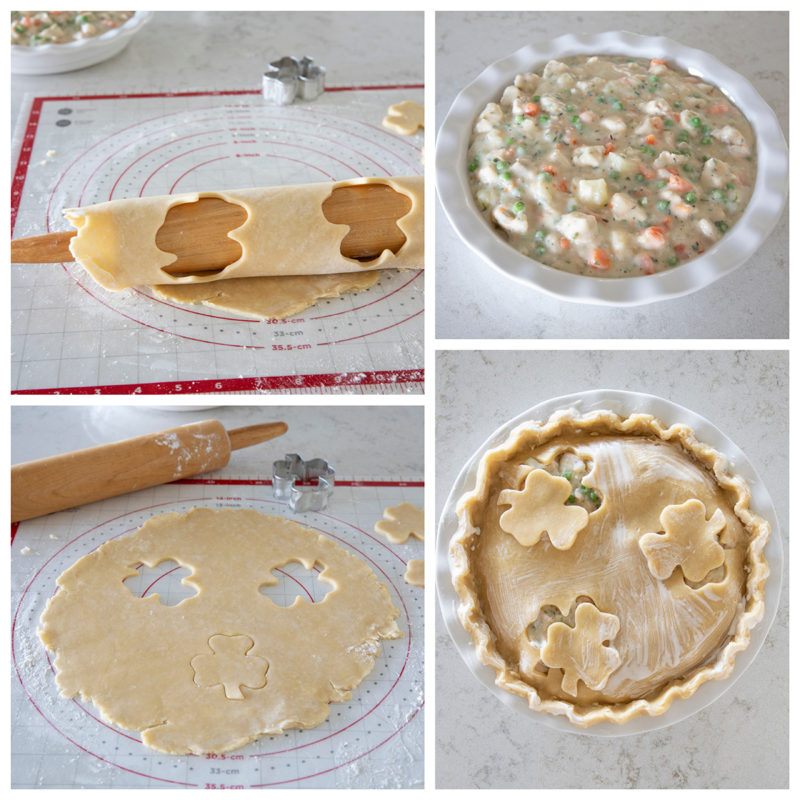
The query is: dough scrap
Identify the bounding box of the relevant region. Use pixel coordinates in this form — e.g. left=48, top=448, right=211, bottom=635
left=38, top=508, right=402, bottom=754
left=374, top=502, right=424, bottom=543
left=404, top=559, right=424, bottom=587
left=151, top=270, right=380, bottom=320
left=383, top=101, right=424, bottom=135
left=64, top=176, right=424, bottom=290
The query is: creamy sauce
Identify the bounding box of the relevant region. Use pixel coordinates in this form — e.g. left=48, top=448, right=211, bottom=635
left=11, top=11, right=134, bottom=46
left=467, top=55, right=756, bottom=277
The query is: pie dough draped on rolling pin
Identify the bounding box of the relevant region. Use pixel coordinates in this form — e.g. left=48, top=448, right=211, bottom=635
left=63, top=176, right=424, bottom=290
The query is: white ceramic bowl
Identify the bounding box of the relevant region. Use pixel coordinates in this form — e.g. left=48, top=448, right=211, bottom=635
left=436, top=31, right=788, bottom=306
left=436, top=389, right=782, bottom=735
left=11, top=11, right=153, bottom=75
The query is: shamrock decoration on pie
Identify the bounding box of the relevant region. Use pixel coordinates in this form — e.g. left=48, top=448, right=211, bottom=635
left=498, top=469, right=589, bottom=549
left=540, top=602, right=621, bottom=695
left=639, top=498, right=726, bottom=583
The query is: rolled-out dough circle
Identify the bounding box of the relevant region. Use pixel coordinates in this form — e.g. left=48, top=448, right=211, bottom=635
left=37, top=508, right=402, bottom=755
left=151, top=270, right=380, bottom=320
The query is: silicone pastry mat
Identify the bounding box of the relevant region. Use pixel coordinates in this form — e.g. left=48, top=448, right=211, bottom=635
left=11, top=86, right=424, bottom=395
left=11, top=479, right=424, bottom=789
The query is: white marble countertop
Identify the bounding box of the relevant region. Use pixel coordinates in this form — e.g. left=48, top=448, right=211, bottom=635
left=435, top=349, right=788, bottom=789
left=11, top=11, right=423, bottom=127
left=435, top=11, right=788, bottom=339
left=11, top=404, right=423, bottom=480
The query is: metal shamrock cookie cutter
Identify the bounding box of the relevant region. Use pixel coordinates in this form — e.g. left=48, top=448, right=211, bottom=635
left=272, top=453, right=335, bottom=512
left=262, top=56, right=326, bottom=105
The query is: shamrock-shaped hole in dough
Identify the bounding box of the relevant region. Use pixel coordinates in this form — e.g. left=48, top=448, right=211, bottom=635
left=639, top=498, right=726, bottom=587
left=321, top=183, right=412, bottom=262
left=538, top=600, right=622, bottom=696
left=157, top=196, right=249, bottom=277
left=524, top=450, right=602, bottom=512
left=123, top=559, right=198, bottom=606
left=526, top=595, right=595, bottom=647
left=258, top=559, right=333, bottom=606
left=498, top=468, right=590, bottom=549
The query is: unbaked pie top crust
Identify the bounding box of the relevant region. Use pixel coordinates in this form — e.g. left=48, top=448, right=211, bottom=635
left=450, top=409, right=769, bottom=726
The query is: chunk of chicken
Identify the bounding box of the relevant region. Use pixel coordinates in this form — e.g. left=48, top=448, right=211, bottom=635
left=639, top=97, right=671, bottom=116
left=500, top=85, right=522, bottom=108
left=514, top=72, right=539, bottom=94
left=572, top=145, right=605, bottom=168
left=542, top=59, right=570, bottom=78
left=493, top=205, right=529, bottom=234
left=475, top=102, right=504, bottom=133
left=556, top=212, right=599, bottom=250
left=680, top=109, right=704, bottom=135
left=609, top=192, right=646, bottom=224
left=711, top=125, right=751, bottom=158
left=700, top=157, right=737, bottom=189
left=653, top=151, right=688, bottom=169
left=697, top=218, right=720, bottom=240
left=606, top=151, right=637, bottom=175
left=601, top=116, right=627, bottom=134
left=578, top=179, right=609, bottom=207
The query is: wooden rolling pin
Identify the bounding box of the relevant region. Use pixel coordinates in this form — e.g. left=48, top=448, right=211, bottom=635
left=11, top=419, right=287, bottom=523
left=11, top=183, right=413, bottom=271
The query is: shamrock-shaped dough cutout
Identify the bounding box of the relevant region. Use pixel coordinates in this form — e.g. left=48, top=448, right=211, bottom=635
left=382, top=100, right=424, bottom=135
left=639, top=499, right=726, bottom=583
left=375, top=502, right=424, bottom=543
left=191, top=634, right=268, bottom=700
left=498, top=469, right=589, bottom=549
left=404, top=559, right=424, bottom=587
left=540, top=603, right=621, bottom=695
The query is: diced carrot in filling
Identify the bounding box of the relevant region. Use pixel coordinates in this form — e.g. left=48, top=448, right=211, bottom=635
left=672, top=203, right=693, bottom=219
left=668, top=174, right=693, bottom=193
left=638, top=164, right=656, bottom=180
left=589, top=248, right=611, bottom=270
left=642, top=226, right=666, bottom=247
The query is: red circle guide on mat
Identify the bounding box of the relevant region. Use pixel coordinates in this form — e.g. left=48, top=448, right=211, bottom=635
left=12, top=484, right=424, bottom=787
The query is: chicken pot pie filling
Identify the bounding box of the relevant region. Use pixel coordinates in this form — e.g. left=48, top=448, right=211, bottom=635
left=450, top=409, right=769, bottom=726
left=467, top=55, right=756, bottom=277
